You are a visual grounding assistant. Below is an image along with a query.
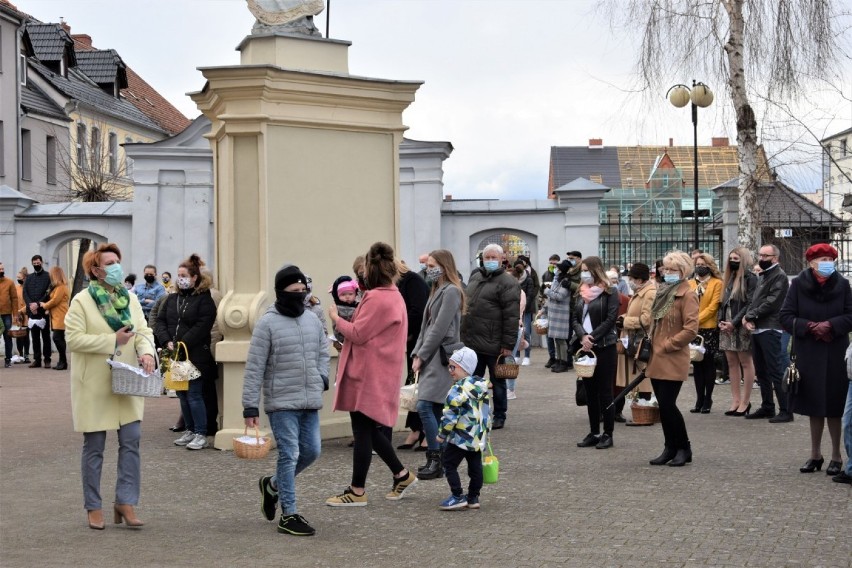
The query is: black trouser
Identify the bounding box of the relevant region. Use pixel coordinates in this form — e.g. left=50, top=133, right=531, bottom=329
left=443, top=443, right=483, bottom=500
left=350, top=411, right=404, bottom=488
left=692, top=330, right=717, bottom=409
left=30, top=319, right=51, bottom=362
left=752, top=330, right=786, bottom=413
left=473, top=352, right=507, bottom=421
left=16, top=328, right=30, bottom=358
left=583, top=343, right=617, bottom=436
left=52, top=329, right=66, bottom=365
left=651, top=379, right=689, bottom=450
left=202, top=378, right=219, bottom=436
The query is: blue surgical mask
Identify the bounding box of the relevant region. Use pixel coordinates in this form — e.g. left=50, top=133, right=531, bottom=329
left=483, top=260, right=500, bottom=273
left=104, top=263, right=124, bottom=287
left=663, top=274, right=680, bottom=284
left=568, top=259, right=577, bottom=266
left=816, top=261, right=836, bottom=277
left=419, top=263, right=427, bottom=272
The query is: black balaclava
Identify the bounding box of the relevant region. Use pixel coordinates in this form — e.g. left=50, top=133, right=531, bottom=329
left=274, top=264, right=307, bottom=317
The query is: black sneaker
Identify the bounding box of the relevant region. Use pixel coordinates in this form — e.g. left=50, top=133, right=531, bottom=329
left=259, top=476, right=278, bottom=521
left=4, top=360, right=10, bottom=368
left=544, top=357, right=556, bottom=368
left=277, top=513, right=315, bottom=536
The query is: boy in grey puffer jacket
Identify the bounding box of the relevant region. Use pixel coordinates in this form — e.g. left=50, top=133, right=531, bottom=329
left=242, top=265, right=330, bottom=537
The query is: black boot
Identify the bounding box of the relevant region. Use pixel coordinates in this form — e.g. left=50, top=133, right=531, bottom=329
left=669, top=442, right=692, bottom=467
left=416, top=450, right=442, bottom=480
left=649, top=446, right=676, bottom=465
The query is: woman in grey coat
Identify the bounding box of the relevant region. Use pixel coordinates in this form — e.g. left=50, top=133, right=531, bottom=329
left=411, top=249, right=465, bottom=480
left=542, top=259, right=574, bottom=373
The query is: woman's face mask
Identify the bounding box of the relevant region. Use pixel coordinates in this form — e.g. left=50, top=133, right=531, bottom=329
left=103, top=263, right=124, bottom=287
left=663, top=273, right=680, bottom=284
left=580, top=271, right=593, bottom=284
left=816, top=261, right=836, bottom=277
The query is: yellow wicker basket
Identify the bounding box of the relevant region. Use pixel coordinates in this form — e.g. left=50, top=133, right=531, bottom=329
left=233, top=426, right=272, bottom=460
left=574, top=350, right=597, bottom=378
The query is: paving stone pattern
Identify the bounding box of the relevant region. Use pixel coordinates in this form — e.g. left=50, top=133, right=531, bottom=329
left=1, top=355, right=849, bottom=567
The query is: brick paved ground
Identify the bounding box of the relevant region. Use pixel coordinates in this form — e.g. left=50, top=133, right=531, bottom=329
left=1, top=352, right=849, bottom=567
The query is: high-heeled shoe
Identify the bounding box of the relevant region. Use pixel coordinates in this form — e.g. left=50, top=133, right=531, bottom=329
left=826, top=460, right=843, bottom=476
left=87, top=509, right=105, bottom=530
left=724, top=406, right=740, bottom=416
left=113, top=504, right=144, bottom=527
left=728, top=403, right=751, bottom=417
left=799, top=457, right=824, bottom=473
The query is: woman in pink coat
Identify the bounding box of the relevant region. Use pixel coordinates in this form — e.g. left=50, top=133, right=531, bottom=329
left=325, top=242, right=418, bottom=506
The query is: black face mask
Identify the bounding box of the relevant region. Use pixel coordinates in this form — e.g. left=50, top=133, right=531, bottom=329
left=758, top=259, right=773, bottom=271
left=17, top=278, right=23, bottom=285
left=275, top=291, right=307, bottom=318
left=694, top=266, right=710, bottom=277
left=144, top=275, right=156, bottom=284
left=33, top=265, right=43, bottom=273
left=728, top=260, right=740, bottom=272
left=0, top=272, right=4, bottom=279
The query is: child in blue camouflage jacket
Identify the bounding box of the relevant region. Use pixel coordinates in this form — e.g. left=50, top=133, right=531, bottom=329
left=436, top=347, right=492, bottom=510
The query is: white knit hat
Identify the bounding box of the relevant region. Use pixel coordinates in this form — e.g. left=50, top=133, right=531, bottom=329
left=450, top=347, right=478, bottom=375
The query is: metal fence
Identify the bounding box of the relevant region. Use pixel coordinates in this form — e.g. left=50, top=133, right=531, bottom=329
left=599, top=213, right=723, bottom=268
left=762, top=212, right=852, bottom=274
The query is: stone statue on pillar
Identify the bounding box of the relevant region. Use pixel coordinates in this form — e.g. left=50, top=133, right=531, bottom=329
left=247, top=0, right=325, bottom=36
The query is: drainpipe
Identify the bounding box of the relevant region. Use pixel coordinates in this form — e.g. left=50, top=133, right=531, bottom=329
left=16, top=18, right=25, bottom=193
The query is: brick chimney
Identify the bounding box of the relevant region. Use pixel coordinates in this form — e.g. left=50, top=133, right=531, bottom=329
left=711, top=137, right=730, bottom=147
left=59, top=17, right=70, bottom=33
left=72, top=34, right=93, bottom=49
left=588, top=138, right=603, bottom=149
left=444, top=194, right=453, bottom=201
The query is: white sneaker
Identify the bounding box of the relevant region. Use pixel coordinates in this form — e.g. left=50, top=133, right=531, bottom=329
left=166, top=389, right=178, bottom=398
left=507, top=390, right=517, bottom=400
left=174, top=431, right=195, bottom=446
left=521, top=357, right=530, bottom=366
left=186, top=434, right=208, bottom=450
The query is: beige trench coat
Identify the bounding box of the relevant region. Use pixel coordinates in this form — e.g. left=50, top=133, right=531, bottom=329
left=616, top=281, right=656, bottom=391
left=65, top=289, right=155, bottom=433
left=644, top=281, right=699, bottom=382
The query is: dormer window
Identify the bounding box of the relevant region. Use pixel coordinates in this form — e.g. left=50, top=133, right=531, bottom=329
left=60, top=53, right=66, bottom=77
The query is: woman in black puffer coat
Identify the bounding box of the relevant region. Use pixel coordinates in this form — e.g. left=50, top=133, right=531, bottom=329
left=155, top=254, right=218, bottom=450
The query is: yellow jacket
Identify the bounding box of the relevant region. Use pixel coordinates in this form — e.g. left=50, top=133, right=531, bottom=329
left=65, top=290, right=155, bottom=433
left=689, top=277, right=722, bottom=329
left=42, top=285, right=70, bottom=331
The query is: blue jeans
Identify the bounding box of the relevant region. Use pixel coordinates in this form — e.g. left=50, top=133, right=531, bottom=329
left=843, top=380, right=852, bottom=475
left=521, top=312, right=532, bottom=357
left=177, top=379, right=207, bottom=435
left=1, top=314, right=12, bottom=361
left=751, top=330, right=786, bottom=413
left=443, top=443, right=482, bottom=500
left=268, top=409, right=321, bottom=515
left=416, top=400, right=443, bottom=451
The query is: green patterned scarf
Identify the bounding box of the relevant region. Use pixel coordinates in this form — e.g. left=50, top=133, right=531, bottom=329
left=651, top=281, right=681, bottom=322
left=88, top=281, right=133, bottom=331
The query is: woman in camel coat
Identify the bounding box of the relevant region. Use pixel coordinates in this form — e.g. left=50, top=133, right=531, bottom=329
left=645, top=251, right=699, bottom=467
left=615, top=263, right=656, bottom=421
left=41, top=266, right=70, bottom=370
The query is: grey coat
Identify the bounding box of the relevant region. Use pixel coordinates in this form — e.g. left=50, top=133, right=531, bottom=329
left=543, top=277, right=572, bottom=339
left=242, top=306, right=330, bottom=417
left=412, top=283, right=463, bottom=403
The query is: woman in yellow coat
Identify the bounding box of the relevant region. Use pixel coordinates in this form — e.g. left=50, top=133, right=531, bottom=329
left=65, top=243, right=155, bottom=530
left=41, top=266, right=70, bottom=370
left=688, top=253, right=723, bottom=413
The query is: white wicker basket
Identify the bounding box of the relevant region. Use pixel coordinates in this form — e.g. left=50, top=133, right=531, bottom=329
left=109, top=335, right=162, bottom=398
left=574, top=350, right=597, bottom=378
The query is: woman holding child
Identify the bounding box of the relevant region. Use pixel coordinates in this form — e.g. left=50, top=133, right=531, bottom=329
left=326, top=242, right=418, bottom=506
left=411, top=249, right=465, bottom=480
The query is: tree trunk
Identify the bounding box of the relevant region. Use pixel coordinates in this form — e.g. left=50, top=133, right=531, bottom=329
left=71, top=238, right=91, bottom=297
left=723, top=0, right=761, bottom=252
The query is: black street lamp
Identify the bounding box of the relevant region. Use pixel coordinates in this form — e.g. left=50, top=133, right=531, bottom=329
left=667, top=81, right=714, bottom=252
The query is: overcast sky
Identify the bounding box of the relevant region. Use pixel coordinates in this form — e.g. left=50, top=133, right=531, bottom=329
left=22, top=0, right=852, bottom=199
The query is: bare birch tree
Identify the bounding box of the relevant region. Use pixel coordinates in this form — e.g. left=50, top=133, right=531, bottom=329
left=608, top=0, right=851, bottom=251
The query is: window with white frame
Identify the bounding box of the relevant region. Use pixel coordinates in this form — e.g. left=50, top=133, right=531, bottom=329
left=108, top=132, right=118, bottom=174
left=90, top=126, right=101, bottom=169
left=76, top=123, right=87, bottom=169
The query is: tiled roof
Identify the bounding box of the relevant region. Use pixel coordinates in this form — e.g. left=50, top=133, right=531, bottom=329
left=74, top=49, right=127, bottom=88
left=20, top=81, right=70, bottom=121
left=711, top=178, right=845, bottom=227
left=29, top=59, right=166, bottom=134
left=26, top=22, right=75, bottom=65
left=72, top=34, right=190, bottom=136
left=549, top=144, right=771, bottom=197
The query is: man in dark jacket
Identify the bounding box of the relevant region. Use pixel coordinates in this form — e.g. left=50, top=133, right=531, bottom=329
left=743, top=244, right=791, bottom=422
left=461, top=244, right=520, bottom=430
left=22, top=255, right=51, bottom=368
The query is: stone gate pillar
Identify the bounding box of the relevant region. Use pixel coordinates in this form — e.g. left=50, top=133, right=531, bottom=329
left=190, top=32, right=421, bottom=449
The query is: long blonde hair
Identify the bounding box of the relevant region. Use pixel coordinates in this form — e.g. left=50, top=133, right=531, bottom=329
left=429, top=249, right=466, bottom=314
left=49, top=266, right=68, bottom=287
left=723, top=247, right=753, bottom=301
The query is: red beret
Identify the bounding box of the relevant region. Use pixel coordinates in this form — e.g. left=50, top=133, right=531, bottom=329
left=805, top=243, right=837, bottom=262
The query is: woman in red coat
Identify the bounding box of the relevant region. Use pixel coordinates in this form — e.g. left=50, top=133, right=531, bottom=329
left=326, top=242, right=418, bottom=506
